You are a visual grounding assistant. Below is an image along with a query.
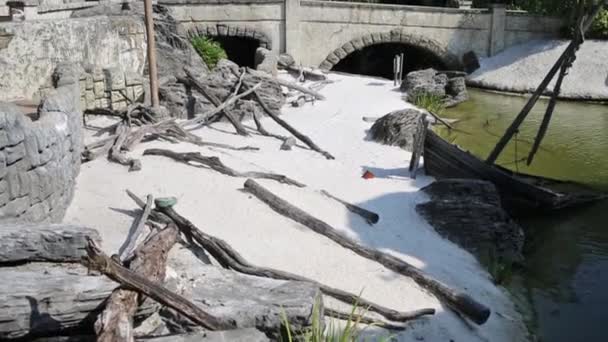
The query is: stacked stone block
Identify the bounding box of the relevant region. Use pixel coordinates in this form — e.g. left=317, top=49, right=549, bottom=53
left=0, top=68, right=83, bottom=224
left=80, top=68, right=145, bottom=110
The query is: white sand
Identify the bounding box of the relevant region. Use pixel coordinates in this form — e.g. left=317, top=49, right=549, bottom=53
left=468, top=40, right=608, bottom=100
left=65, top=72, right=527, bottom=341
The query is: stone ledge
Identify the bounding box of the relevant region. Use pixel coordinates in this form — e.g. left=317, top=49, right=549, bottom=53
left=301, top=0, right=488, bottom=14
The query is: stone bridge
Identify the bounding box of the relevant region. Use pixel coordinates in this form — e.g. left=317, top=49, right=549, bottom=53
left=162, top=0, right=564, bottom=70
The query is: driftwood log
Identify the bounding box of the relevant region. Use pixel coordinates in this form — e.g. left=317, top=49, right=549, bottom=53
left=143, top=148, right=305, bottom=187
left=95, top=224, right=178, bottom=341
left=0, top=265, right=159, bottom=339
left=0, top=224, right=101, bottom=264
left=246, top=67, right=326, bottom=100
left=124, top=191, right=434, bottom=324
left=246, top=84, right=335, bottom=160
left=242, top=179, right=491, bottom=325
left=83, top=239, right=235, bottom=331
left=119, top=194, right=154, bottom=261
left=183, top=67, right=250, bottom=135
left=320, top=190, right=380, bottom=225
left=408, top=118, right=429, bottom=179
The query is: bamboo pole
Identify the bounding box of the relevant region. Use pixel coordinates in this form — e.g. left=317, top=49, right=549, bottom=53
left=144, top=0, right=160, bottom=109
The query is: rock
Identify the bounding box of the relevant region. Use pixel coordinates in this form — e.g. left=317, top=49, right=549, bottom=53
left=402, top=68, right=469, bottom=107
left=416, top=179, right=525, bottom=266
left=462, top=50, right=480, bottom=74
left=401, top=68, right=448, bottom=99
left=254, top=47, right=278, bottom=77
left=277, top=53, right=296, bottom=69
left=280, top=137, right=296, bottom=150
left=444, top=76, right=468, bottom=107
left=369, top=109, right=426, bottom=151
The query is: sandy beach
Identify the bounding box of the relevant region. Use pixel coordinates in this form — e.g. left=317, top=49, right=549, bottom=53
left=64, top=72, right=528, bottom=341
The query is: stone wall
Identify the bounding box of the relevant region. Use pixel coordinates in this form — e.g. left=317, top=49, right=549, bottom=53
left=0, top=15, right=146, bottom=102
left=0, top=66, right=83, bottom=224
left=39, top=68, right=145, bottom=111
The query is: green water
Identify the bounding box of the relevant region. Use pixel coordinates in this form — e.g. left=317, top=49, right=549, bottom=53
left=439, top=89, right=608, bottom=342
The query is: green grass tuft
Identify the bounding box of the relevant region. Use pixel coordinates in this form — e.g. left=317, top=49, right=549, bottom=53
left=410, top=92, right=446, bottom=115
left=191, top=36, right=227, bottom=69
left=279, top=296, right=395, bottom=342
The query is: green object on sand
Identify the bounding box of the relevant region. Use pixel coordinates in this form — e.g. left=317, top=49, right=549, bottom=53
left=155, top=197, right=177, bottom=209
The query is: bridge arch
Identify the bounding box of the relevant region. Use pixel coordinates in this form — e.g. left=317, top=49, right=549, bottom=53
left=318, top=29, right=463, bottom=75
left=186, top=24, right=273, bottom=67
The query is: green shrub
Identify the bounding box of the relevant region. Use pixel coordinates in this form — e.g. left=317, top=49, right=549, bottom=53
left=191, top=36, right=227, bottom=69
left=410, top=92, right=446, bottom=115
left=589, top=9, right=608, bottom=39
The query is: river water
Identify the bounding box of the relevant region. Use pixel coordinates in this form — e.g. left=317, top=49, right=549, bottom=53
left=437, top=89, right=608, bottom=342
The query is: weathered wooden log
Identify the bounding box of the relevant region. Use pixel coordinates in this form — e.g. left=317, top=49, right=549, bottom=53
left=252, top=110, right=289, bottom=142
left=83, top=239, right=235, bottom=331
left=246, top=67, right=326, bottom=100
left=243, top=179, right=491, bottom=325
left=137, top=328, right=270, bottom=341
left=247, top=85, right=334, bottom=160
left=31, top=329, right=270, bottom=342
left=95, top=224, right=178, bottom=342
left=0, top=265, right=126, bottom=339
left=0, top=224, right=101, bottom=264
left=143, top=148, right=305, bottom=187
left=408, top=118, right=429, bottom=179
left=109, top=123, right=142, bottom=171
left=319, top=190, right=379, bottom=225
left=143, top=197, right=433, bottom=324
left=183, top=67, right=257, bottom=134
left=120, top=194, right=154, bottom=262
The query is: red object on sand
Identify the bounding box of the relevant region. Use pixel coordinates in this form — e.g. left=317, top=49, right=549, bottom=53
left=362, top=170, right=375, bottom=179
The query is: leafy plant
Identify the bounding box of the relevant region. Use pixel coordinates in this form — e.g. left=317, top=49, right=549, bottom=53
left=279, top=296, right=395, bottom=342
left=410, top=92, right=446, bottom=115
left=589, top=9, right=608, bottom=39
left=191, top=36, right=227, bottom=69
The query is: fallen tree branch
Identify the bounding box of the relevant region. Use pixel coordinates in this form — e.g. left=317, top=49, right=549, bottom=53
left=83, top=238, right=234, bottom=331
left=124, top=191, right=433, bottom=323
left=95, top=224, right=178, bottom=341
left=119, top=194, right=154, bottom=262
left=324, top=308, right=410, bottom=331
left=143, top=148, right=305, bottom=187
left=246, top=67, right=326, bottom=100
left=320, top=190, right=379, bottom=225
left=109, top=123, right=142, bottom=171
left=242, top=179, right=491, bottom=325
left=247, top=85, right=335, bottom=160
left=183, top=67, right=256, bottom=134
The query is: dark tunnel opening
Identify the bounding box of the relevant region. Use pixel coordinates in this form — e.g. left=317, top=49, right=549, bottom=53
left=213, top=36, right=261, bottom=68
left=331, top=43, right=448, bottom=79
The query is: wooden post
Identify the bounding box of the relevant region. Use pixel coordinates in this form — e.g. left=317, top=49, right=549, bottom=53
left=485, top=2, right=605, bottom=165
left=393, top=56, right=397, bottom=86
left=144, top=0, right=160, bottom=109
left=399, top=53, right=405, bottom=85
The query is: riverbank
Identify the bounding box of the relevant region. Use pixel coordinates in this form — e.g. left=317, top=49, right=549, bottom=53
left=64, top=72, right=528, bottom=341
left=467, top=40, right=608, bottom=101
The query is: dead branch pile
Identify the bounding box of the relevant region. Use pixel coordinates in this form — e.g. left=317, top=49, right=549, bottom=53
left=83, top=105, right=259, bottom=171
